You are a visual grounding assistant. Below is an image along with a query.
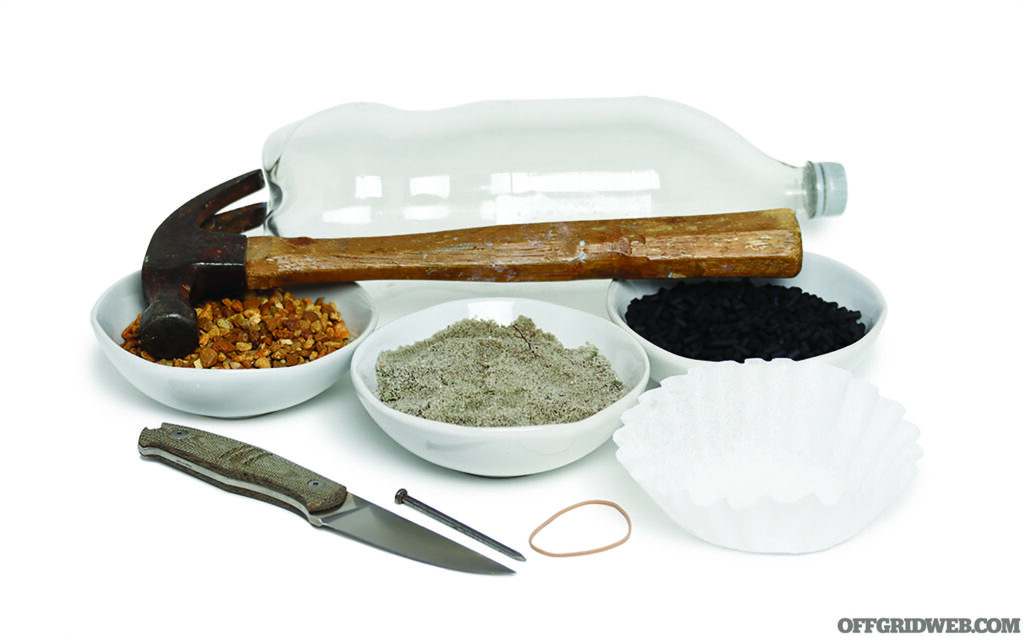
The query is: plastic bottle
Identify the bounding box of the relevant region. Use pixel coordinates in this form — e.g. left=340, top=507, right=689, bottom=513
left=263, top=97, right=846, bottom=239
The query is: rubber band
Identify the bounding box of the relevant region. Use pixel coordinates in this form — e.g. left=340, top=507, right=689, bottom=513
left=528, top=499, right=632, bottom=557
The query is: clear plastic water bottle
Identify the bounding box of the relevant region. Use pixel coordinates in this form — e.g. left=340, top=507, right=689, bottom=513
left=263, top=97, right=846, bottom=239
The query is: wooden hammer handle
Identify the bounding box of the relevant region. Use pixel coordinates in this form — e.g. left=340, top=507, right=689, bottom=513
left=244, top=209, right=801, bottom=289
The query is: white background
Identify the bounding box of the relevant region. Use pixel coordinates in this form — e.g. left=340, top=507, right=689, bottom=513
left=4, top=1, right=1021, bottom=634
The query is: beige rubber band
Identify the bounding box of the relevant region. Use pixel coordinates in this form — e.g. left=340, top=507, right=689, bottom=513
left=528, top=499, right=632, bottom=557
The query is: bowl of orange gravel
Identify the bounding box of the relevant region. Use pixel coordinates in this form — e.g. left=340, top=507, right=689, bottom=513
left=91, top=271, right=378, bottom=417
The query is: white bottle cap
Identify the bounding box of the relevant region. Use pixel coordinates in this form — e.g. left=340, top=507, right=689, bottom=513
left=810, top=161, right=847, bottom=217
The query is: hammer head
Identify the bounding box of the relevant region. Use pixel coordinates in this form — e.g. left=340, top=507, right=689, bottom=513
left=139, top=170, right=265, bottom=360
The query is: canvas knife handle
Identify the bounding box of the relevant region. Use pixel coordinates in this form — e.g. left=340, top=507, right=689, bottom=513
left=138, top=423, right=347, bottom=520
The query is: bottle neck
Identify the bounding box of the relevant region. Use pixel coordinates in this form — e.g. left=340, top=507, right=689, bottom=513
left=803, top=162, right=847, bottom=218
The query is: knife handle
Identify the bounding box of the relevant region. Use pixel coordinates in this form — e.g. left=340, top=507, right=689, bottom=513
left=138, top=423, right=347, bottom=519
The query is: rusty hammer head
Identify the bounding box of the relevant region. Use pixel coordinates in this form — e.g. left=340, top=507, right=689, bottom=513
left=139, top=170, right=266, bottom=360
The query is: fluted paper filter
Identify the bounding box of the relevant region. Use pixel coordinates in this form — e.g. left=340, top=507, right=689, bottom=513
left=614, top=360, right=921, bottom=553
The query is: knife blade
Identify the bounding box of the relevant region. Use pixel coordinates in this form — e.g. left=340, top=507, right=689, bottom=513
left=137, top=423, right=514, bottom=575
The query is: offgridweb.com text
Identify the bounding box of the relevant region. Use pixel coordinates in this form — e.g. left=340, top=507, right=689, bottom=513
left=838, top=618, right=1020, bottom=634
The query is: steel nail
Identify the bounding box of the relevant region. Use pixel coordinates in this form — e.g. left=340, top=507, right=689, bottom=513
left=395, top=489, right=526, bottom=562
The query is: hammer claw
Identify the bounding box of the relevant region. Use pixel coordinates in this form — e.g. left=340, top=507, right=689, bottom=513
left=200, top=202, right=268, bottom=234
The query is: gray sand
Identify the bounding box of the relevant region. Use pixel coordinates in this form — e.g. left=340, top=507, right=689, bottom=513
left=375, top=316, right=627, bottom=427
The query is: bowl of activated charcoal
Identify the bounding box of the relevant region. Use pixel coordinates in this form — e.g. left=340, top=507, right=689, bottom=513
left=350, top=297, right=650, bottom=477
left=606, top=253, right=886, bottom=382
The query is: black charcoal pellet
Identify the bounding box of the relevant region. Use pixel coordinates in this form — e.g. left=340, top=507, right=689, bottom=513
left=624, top=280, right=868, bottom=362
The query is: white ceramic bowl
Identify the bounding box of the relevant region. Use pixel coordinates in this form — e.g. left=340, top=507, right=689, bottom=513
left=350, top=297, right=650, bottom=477
left=615, top=360, right=922, bottom=553
left=606, top=252, right=887, bottom=382
left=91, top=271, right=378, bottom=417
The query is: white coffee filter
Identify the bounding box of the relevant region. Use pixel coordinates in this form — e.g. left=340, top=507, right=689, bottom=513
left=614, top=359, right=921, bottom=553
